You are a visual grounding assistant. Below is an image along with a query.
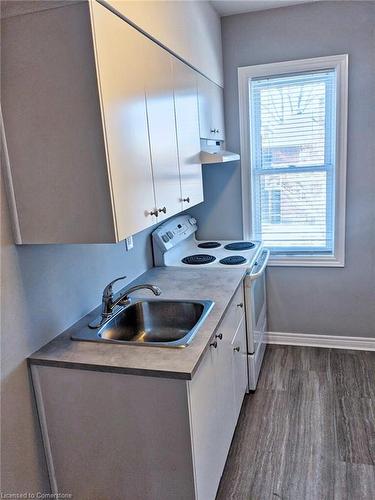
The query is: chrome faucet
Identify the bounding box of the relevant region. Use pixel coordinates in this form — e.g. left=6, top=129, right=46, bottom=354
left=89, top=276, right=162, bottom=328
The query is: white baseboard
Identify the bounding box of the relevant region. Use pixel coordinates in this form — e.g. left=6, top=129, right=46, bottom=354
left=265, top=331, right=375, bottom=351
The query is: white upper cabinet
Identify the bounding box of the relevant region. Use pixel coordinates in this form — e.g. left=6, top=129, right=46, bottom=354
left=143, top=39, right=182, bottom=221
left=197, top=73, right=225, bottom=141
left=107, top=0, right=224, bottom=87
left=172, top=58, right=203, bottom=210
left=90, top=1, right=157, bottom=239
left=1, top=1, right=205, bottom=244
left=2, top=1, right=118, bottom=244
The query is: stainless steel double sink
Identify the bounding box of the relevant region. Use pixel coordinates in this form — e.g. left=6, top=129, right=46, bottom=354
left=72, top=299, right=214, bottom=348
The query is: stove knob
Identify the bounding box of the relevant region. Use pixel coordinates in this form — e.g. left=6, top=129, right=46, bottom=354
left=189, top=217, right=197, bottom=226
left=162, top=234, right=169, bottom=243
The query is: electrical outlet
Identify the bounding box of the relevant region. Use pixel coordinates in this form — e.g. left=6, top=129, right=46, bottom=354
left=125, top=236, right=134, bottom=251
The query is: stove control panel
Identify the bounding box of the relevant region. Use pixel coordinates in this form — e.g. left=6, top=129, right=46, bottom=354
left=152, top=214, right=198, bottom=253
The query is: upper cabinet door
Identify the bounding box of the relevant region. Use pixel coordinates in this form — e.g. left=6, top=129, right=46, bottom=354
left=143, top=39, right=182, bottom=222
left=90, top=2, right=156, bottom=240
left=172, top=58, right=203, bottom=211
left=197, top=74, right=225, bottom=141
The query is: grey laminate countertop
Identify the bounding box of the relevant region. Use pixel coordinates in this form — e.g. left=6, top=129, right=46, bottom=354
left=28, top=267, right=246, bottom=380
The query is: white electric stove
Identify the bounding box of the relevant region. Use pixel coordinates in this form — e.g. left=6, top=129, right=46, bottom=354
left=152, top=214, right=270, bottom=390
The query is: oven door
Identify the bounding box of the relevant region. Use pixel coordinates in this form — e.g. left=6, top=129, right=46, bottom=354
left=244, top=249, right=270, bottom=354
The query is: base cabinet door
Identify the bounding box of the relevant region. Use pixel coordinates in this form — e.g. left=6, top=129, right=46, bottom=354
left=231, top=316, right=248, bottom=420
left=188, top=345, right=222, bottom=500
left=172, top=58, right=203, bottom=210
left=213, top=331, right=237, bottom=473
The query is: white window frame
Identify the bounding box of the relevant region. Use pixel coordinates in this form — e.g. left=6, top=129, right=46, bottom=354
left=238, top=55, right=348, bottom=267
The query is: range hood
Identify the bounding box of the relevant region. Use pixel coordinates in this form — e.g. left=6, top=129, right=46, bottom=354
left=200, top=139, right=240, bottom=164
left=200, top=149, right=240, bottom=164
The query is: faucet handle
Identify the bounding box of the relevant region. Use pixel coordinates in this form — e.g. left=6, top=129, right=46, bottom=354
left=103, top=276, right=127, bottom=298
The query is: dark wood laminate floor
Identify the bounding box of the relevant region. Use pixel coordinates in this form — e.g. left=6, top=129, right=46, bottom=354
left=217, top=345, right=375, bottom=500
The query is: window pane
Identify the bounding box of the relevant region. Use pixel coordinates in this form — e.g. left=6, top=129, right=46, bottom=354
left=250, top=69, right=337, bottom=255
left=255, top=171, right=333, bottom=251
left=251, top=71, right=336, bottom=169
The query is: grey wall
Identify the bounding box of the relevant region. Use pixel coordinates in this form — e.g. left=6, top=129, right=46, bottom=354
left=192, top=1, right=375, bottom=337
left=0, top=165, right=154, bottom=493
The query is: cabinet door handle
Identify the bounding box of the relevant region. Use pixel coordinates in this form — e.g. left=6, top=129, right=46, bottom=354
left=210, top=341, right=218, bottom=349
left=158, top=207, right=167, bottom=214
left=148, top=209, right=159, bottom=217
left=233, top=346, right=240, bottom=352
left=237, top=303, right=244, bottom=308
left=182, top=197, right=190, bottom=203
left=215, top=333, right=223, bottom=340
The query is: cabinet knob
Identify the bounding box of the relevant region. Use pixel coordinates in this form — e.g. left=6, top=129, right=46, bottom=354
left=182, top=197, right=190, bottom=203
left=148, top=209, right=159, bottom=217
left=233, top=346, right=240, bottom=352
left=215, top=333, right=223, bottom=340
left=210, top=341, right=218, bottom=349
left=237, top=303, right=244, bottom=308
left=158, top=207, right=167, bottom=214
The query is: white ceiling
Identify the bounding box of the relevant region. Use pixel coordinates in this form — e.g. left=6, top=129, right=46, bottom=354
left=211, top=0, right=316, bottom=17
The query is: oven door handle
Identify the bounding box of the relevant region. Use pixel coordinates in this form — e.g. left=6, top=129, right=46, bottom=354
left=249, top=249, right=270, bottom=281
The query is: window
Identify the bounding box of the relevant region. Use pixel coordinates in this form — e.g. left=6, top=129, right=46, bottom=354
left=238, top=55, right=348, bottom=266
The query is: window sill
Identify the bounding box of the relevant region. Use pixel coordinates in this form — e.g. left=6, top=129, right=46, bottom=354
left=267, top=255, right=345, bottom=268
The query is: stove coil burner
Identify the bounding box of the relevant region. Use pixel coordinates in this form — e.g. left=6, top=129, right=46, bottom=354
left=220, top=256, right=247, bottom=266
left=182, top=254, right=216, bottom=265
left=224, top=242, right=255, bottom=251
left=197, top=242, right=221, bottom=249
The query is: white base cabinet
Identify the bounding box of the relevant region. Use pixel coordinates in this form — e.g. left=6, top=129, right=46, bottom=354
left=188, top=283, right=246, bottom=499
left=30, top=283, right=247, bottom=500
